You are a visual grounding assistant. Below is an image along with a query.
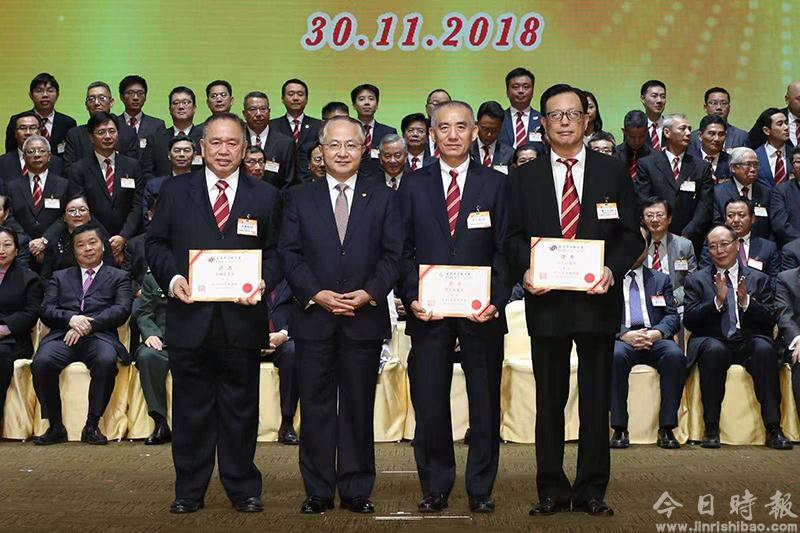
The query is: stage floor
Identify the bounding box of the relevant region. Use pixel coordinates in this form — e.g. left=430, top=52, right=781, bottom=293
left=1, top=440, right=798, bottom=532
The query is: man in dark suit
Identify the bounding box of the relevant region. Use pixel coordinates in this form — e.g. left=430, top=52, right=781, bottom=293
left=0, top=112, right=64, bottom=187
left=117, top=75, right=166, bottom=143
left=0, top=195, right=31, bottom=268
left=469, top=101, right=515, bottom=170
left=781, top=239, right=800, bottom=271
left=243, top=91, right=297, bottom=190
left=397, top=101, right=509, bottom=514
left=770, top=146, right=800, bottom=245
left=140, top=87, right=204, bottom=181
left=775, top=266, right=800, bottom=418
left=146, top=112, right=281, bottom=514
left=271, top=79, right=322, bottom=184
left=754, top=108, right=792, bottom=189
left=279, top=116, right=401, bottom=515
left=683, top=224, right=792, bottom=450
left=747, top=81, right=800, bottom=148
left=689, top=87, right=749, bottom=151
left=4, top=73, right=76, bottom=155
left=351, top=84, right=397, bottom=156
left=636, top=113, right=714, bottom=251
left=610, top=227, right=686, bottom=449
left=205, top=80, right=234, bottom=116
left=402, top=113, right=436, bottom=172
left=713, top=147, right=772, bottom=240
left=142, top=135, right=195, bottom=228
left=688, top=115, right=732, bottom=182
left=506, top=84, right=643, bottom=516
left=640, top=80, right=667, bottom=151
left=498, top=67, right=542, bottom=149
left=616, top=110, right=651, bottom=182
left=67, top=112, right=143, bottom=265
left=31, top=222, right=133, bottom=446
left=377, top=134, right=407, bottom=190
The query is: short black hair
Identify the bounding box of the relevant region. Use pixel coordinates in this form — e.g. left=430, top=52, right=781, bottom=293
left=245, top=145, right=265, bottom=157
left=71, top=221, right=106, bottom=248
left=539, top=84, right=589, bottom=115
left=243, top=91, right=269, bottom=105
left=87, top=112, right=118, bottom=134
left=588, top=131, right=617, bottom=146
left=513, top=143, right=541, bottom=164
left=583, top=90, right=604, bottom=132
left=401, top=113, right=427, bottom=133
left=15, top=111, right=43, bottom=128
left=640, top=80, right=666, bottom=96
left=706, top=223, right=737, bottom=243
left=476, top=101, right=505, bottom=121
left=699, top=114, right=728, bottom=133
left=505, top=67, right=535, bottom=89
left=206, top=80, right=232, bottom=98
left=168, top=134, right=195, bottom=151
left=704, top=87, right=730, bottom=103
left=426, top=88, right=451, bottom=102
left=169, top=86, right=196, bottom=106
left=321, top=101, right=349, bottom=118
left=87, top=81, right=112, bottom=94
left=350, top=84, right=380, bottom=104
left=758, top=107, right=787, bottom=130
left=30, top=73, right=59, bottom=93
left=792, top=146, right=800, bottom=160
left=281, top=79, right=308, bottom=97
left=641, top=195, right=673, bottom=218
left=119, top=75, right=148, bottom=95
left=0, top=194, right=12, bottom=213
left=724, top=197, right=754, bottom=217
left=0, top=224, right=19, bottom=251
left=623, top=110, right=647, bottom=129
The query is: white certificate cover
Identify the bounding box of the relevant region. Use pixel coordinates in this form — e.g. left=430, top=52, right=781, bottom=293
left=188, top=249, right=262, bottom=302
left=418, top=265, right=492, bottom=318
left=529, top=238, right=605, bottom=291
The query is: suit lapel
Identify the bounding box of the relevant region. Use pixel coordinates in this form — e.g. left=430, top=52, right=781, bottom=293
left=90, top=157, right=113, bottom=202
left=536, top=157, right=561, bottom=236
left=17, top=177, right=37, bottom=214
left=678, top=154, right=695, bottom=185
left=311, top=178, right=341, bottom=244
left=83, top=264, right=110, bottom=301
left=188, top=172, right=221, bottom=234
left=226, top=176, right=253, bottom=236
left=342, top=175, right=372, bottom=246
left=643, top=268, right=656, bottom=324
left=656, top=153, right=679, bottom=192
left=425, top=161, right=451, bottom=240
left=748, top=238, right=762, bottom=261
left=576, top=154, right=599, bottom=238
left=454, top=161, right=487, bottom=239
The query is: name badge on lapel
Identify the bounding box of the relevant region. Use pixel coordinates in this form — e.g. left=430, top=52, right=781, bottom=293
left=674, top=258, right=689, bottom=271
left=493, top=165, right=508, bottom=175
left=192, top=155, right=204, bottom=166
left=596, top=202, right=619, bottom=220
left=370, top=148, right=380, bottom=159
left=237, top=217, right=258, bottom=236
left=139, top=138, right=147, bottom=149
left=467, top=210, right=491, bottom=229
left=679, top=180, right=696, bottom=192
left=265, top=160, right=280, bottom=173
left=57, top=142, right=65, bottom=154
left=44, top=197, right=61, bottom=209
left=651, top=295, right=666, bottom=307
left=528, top=131, right=542, bottom=143
left=754, top=205, right=768, bottom=217
left=747, top=257, right=763, bottom=271
left=120, top=177, right=136, bottom=189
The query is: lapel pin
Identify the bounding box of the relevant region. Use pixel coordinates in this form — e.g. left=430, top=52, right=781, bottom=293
left=361, top=192, right=367, bottom=197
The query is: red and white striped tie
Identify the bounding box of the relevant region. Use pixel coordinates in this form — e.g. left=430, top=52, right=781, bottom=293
left=445, top=169, right=461, bottom=237
left=213, top=180, right=230, bottom=232
left=672, top=157, right=680, bottom=181
left=514, top=111, right=526, bottom=148
left=629, top=150, right=638, bottom=181
left=651, top=240, right=662, bottom=272
left=410, top=156, right=419, bottom=171
left=104, top=158, right=114, bottom=196
left=650, top=123, right=662, bottom=151
left=558, top=158, right=580, bottom=239
left=482, top=145, right=492, bottom=167
left=796, top=122, right=800, bottom=146
left=775, top=149, right=786, bottom=185
left=32, top=175, right=43, bottom=210
left=40, top=117, right=51, bottom=142
left=292, top=119, right=300, bottom=144
left=363, top=125, right=372, bottom=150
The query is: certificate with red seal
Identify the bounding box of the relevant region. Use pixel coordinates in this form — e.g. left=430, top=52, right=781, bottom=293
left=418, top=265, right=492, bottom=318
left=529, top=237, right=605, bottom=291
left=188, top=249, right=263, bottom=302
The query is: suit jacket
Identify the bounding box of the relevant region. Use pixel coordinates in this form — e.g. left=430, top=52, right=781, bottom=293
left=136, top=271, right=166, bottom=341
left=683, top=265, right=777, bottom=366
left=0, top=262, right=42, bottom=357
left=755, top=143, right=794, bottom=189
left=4, top=110, right=77, bottom=154
left=699, top=236, right=780, bottom=279
left=403, top=146, right=437, bottom=173
left=469, top=140, right=515, bottom=167
left=248, top=129, right=297, bottom=190
left=615, top=142, right=652, bottom=179
left=5, top=172, right=69, bottom=241
left=617, top=267, right=681, bottom=340
left=0, top=152, right=64, bottom=190
left=122, top=233, right=147, bottom=293
left=506, top=150, right=644, bottom=336
left=271, top=114, right=322, bottom=184
left=139, top=125, right=204, bottom=181
left=267, top=278, right=294, bottom=333
left=781, top=238, right=800, bottom=271
left=770, top=178, right=800, bottom=245
left=366, top=121, right=397, bottom=149
left=67, top=154, right=143, bottom=239
left=686, top=145, right=732, bottom=182
left=116, top=113, right=166, bottom=140
left=62, top=123, right=139, bottom=170
left=397, top=160, right=511, bottom=337
left=748, top=107, right=789, bottom=148
left=690, top=123, right=749, bottom=152
left=635, top=150, right=714, bottom=245
left=775, top=267, right=800, bottom=356
left=665, top=232, right=696, bottom=307
left=39, top=264, right=133, bottom=362
left=146, top=171, right=282, bottom=349
left=279, top=173, right=401, bottom=341
left=498, top=107, right=542, bottom=148
left=712, top=179, right=773, bottom=240
left=40, top=221, right=115, bottom=279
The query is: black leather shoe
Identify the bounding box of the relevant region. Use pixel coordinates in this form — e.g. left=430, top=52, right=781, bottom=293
left=234, top=496, right=263, bottom=512
left=80, top=424, right=108, bottom=445
left=33, top=424, right=67, bottom=446
left=609, top=429, right=629, bottom=449
left=418, top=493, right=448, bottom=513
left=701, top=429, right=720, bottom=449
left=145, top=421, right=172, bottom=445
left=300, top=496, right=334, bottom=514
left=529, top=497, right=569, bottom=516
left=340, top=496, right=374, bottom=513
left=574, top=498, right=614, bottom=516
left=278, top=425, right=299, bottom=445
left=170, top=499, right=204, bottom=514
left=765, top=428, right=793, bottom=450
left=657, top=428, right=680, bottom=449
left=469, top=496, right=495, bottom=513
left=463, top=427, right=471, bottom=445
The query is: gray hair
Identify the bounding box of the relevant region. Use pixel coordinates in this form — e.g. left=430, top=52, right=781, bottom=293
left=378, top=133, right=407, bottom=151
left=318, top=116, right=366, bottom=145
left=202, top=112, right=247, bottom=142
left=22, top=134, right=51, bottom=153
left=430, top=101, right=475, bottom=127
left=729, top=146, right=756, bottom=166
left=662, top=113, right=688, bottom=131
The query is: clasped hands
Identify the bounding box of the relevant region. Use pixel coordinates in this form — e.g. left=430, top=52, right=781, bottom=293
left=312, top=289, right=372, bottom=316
left=620, top=328, right=663, bottom=350
left=65, top=314, right=94, bottom=346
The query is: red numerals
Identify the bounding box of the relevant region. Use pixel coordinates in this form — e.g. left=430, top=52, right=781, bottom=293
left=466, top=13, right=493, bottom=50
left=493, top=13, right=516, bottom=50
left=329, top=12, right=357, bottom=50
left=398, top=13, right=423, bottom=50
left=301, top=12, right=330, bottom=50
left=516, top=12, right=544, bottom=50
left=373, top=13, right=397, bottom=50
left=439, top=13, right=466, bottom=49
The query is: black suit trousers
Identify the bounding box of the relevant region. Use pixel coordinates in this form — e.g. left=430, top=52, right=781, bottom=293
left=408, top=319, right=503, bottom=499
left=295, top=334, right=381, bottom=500
left=169, top=307, right=262, bottom=503
left=0, top=344, right=23, bottom=419
left=262, top=339, right=299, bottom=420
left=531, top=334, right=613, bottom=506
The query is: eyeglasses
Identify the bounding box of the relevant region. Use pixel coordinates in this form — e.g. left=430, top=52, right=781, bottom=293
left=124, top=90, right=146, bottom=97
left=16, top=125, right=41, bottom=132
left=643, top=213, right=667, bottom=220
left=545, top=109, right=584, bottom=122
left=209, top=92, right=229, bottom=100
left=24, top=148, right=49, bottom=155
left=708, top=240, right=734, bottom=251
left=93, top=128, right=117, bottom=137
left=171, top=99, right=193, bottom=107
left=310, top=156, right=324, bottom=164
left=323, top=141, right=362, bottom=153
left=733, top=162, right=759, bottom=169
left=86, top=95, right=110, bottom=104
left=706, top=100, right=730, bottom=107
left=244, top=158, right=266, bottom=166
left=246, top=106, right=269, bottom=113
left=405, top=127, right=426, bottom=135
left=66, top=207, right=90, bottom=215
left=590, top=146, right=614, bottom=155
left=32, top=87, right=57, bottom=95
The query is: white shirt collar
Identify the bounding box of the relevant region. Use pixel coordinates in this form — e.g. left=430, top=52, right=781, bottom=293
left=95, top=152, right=115, bottom=166
left=440, top=157, right=470, bottom=177
left=173, top=124, right=193, bottom=135
left=249, top=125, right=269, bottom=141
left=765, top=142, right=786, bottom=157
left=326, top=173, right=357, bottom=191
left=29, top=168, right=48, bottom=181
left=739, top=232, right=751, bottom=244
left=36, top=110, right=55, bottom=123
left=700, top=148, right=719, bottom=162
left=287, top=113, right=305, bottom=125
left=80, top=262, right=103, bottom=278
left=124, top=111, right=143, bottom=123
left=627, top=265, right=645, bottom=279
left=550, top=145, right=587, bottom=167
left=510, top=106, right=530, bottom=117
left=205, top=167, right=239, bottom=193
left=716, top=261, right=739, bottom=277
left=665, top=149, right=685, bottom=164
left=480, top=139, right=497, bottom=152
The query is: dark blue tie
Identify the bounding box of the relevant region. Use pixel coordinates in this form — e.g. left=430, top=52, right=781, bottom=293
left=628, top=272, right=645, bottom=329
left=721, top=270, right=738, bottom=338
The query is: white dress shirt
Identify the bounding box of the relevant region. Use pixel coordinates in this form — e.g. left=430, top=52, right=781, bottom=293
left=326, top=174, right=357, bottom=215
left=550, top=146, right=587, bottom=207
left=124, top=112, right=143, bottom=132
left=28, top=168, right=48, bottom=193
left=647, top=117, right=664, bottom=146
left=385, top=172, right=403, bottom=190
left=665, top=149, right=685, bottom=175
left=286, top=113, right=304, bottom=132
left=36, top=111, right=55, bottom=137
left=81, top=262, right=103, bottom=285
left=733, top=177, right=752, bottom=199
left=439, top=158, right=469, bottom=199
left=249, top=126, right=269, bottom=148
left=95, top=151, right=116, bottom=174
left=428, top=137, right=438, bottom=156
left=623, top=266, right=651, bottom=328
left=789, top=112, right=800, bottom=146
left=714, top=261, right=749, bottom=328
left=700, top=148, right=719, bottom=173
left=479, top=141, right=496, bottom=163
left=173, top=125, right=193, bottom=136
left=511, top=106, right=532, bottom=134
left=17, top=150, right=25, bottom=171
left=765, top=143, right=785, bottom=178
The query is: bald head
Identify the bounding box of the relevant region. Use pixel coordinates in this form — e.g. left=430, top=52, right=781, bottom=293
left=786, top=81, right=800, bottom=116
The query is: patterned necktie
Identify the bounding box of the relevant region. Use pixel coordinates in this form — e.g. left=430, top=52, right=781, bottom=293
left=213, top=180, right=230, bottom=232
left=104, top=158, right=114, bottom=196
left=628, top=272, right=645, bottom=328
left=390, top=177, right=397, bottom=191
left=482, top=145, right=492, bottom=167
left=651, top=240, right=662, bottom=272
left=363, top=125, right=372, bottom=150
left=129, top=116, right=138, bottom=129
left=741, top=185, right=750, bottom=199
left=433, top=145, right=440, bottom=158
left=334, top=183, right=349, bottom=243
left=411, top=156, right=419, bottom=171
left=41, top=117, right=51, bottom=141
left=21, top=162, right=28, bottom=175
left=629, top=150, right=638, bottom=181
left=80, top=268, right=95, bottom=311
left=445, top=169, right=461, bottom=237
left=650, top=123, right=662, bottom=151
left=721, top=270, right=738, bottom=337
left=796, top=121, right=800, bottom=146
left=514, top=111, right=526, bottom=148
left=775, top=149, right=786, bottom=185
left=32, top=175, right=43, bottom=210
left=255, top=134, right=262, bottom=148
left=738, top=239, right=747, bottom=265
left=705, top=155, right=715, bottom=173
left=558, top=158, right=580, bottom=239
left=672, top=156, right=680, bottom=181
left=292, top=119, right=300, bottom=144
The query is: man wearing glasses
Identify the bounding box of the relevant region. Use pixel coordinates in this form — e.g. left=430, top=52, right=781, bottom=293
left=206, top=80, right=234, bottom=115
left=241, top=91, right=297, bottom=190
left=713, top=147, right=773, bottom=240
left=690, top=87, right=748, bottom=152
left=0, top=112, right=64, bottom=185
left=117, top=75, right=165, bottom=142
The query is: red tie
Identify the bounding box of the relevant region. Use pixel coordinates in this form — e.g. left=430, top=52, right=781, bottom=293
left=363, top=125, right=372, bottom=150
left=705, top=155, right=715, bottom=172
left=482, top=145, right=492, bottom=167
left=129, top=116, right=138, bottom=129
left=32, top=175, right=43, bottom=210
left=775, top=150, right=786, bottom=185
left=21, top=163, right=28, bottom=176
left=796, top=121, right=800, bottom=146
left=738, top=238, right=747, bottom=265
left=292, top=119, right=300, bottom=144
left=445, top=169, right=461, bottom=237
left=104, top=158, right=114, bottom=196
left=213, top=180, right=230, bottom=232
left=433, top=145, right=440, bottom=158
left=40, top=117, right=51, bottom=141
left=411, top=156, right=419, bottom=171
left=558, top=158, right=580, bottom=239
left=650, top=123, right=662, bottom=151
left=672, top=157, right=680, bottom=181
left=255, top=134, right=262, bottom=148
left=390, top=177, right=397, bottom=190
left=514, top=111, right=526, bottom=148
left=741, top=186, right=750, bottom=199
left=651, top=240, right=662, bottom=272
left=629, top=150, right=638, bottom=181
left=179, top=130, right=187, bottom=136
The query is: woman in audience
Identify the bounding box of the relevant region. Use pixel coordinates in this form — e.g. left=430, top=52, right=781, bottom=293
left=583, top=90, right=605, bottom=143
left=0, top=225, right=43, bottom=425
left=512, top=143, right=540, bottom=169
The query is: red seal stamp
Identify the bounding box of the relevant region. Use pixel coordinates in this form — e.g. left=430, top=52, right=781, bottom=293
left=242, top=283, right=253, bottom=293
left=471, top=299, right=482, bottom=310
left=584, top=273, right=596, bottom=284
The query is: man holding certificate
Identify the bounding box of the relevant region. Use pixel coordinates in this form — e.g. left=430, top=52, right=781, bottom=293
left=397, top=101, right=510, bottom=514
left=146, top=113, right=281, bottom=514
left=506, top=85, right=643, bottom=517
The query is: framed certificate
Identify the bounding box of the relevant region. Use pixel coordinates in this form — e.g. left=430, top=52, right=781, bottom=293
left=529, top=238, right=605, bottom=291
left=418, top=265, right=492, bottom=318
left=188, top=249, right=263, bottom=302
